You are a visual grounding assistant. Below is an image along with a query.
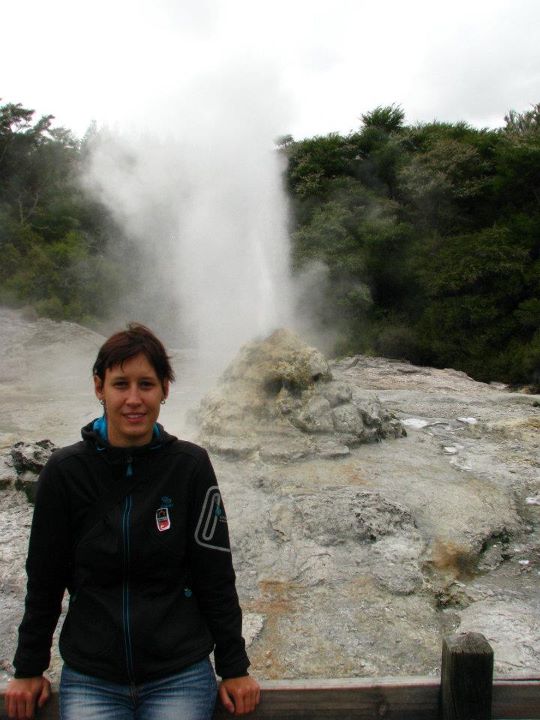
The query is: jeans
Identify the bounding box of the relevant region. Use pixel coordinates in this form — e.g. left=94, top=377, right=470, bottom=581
left=59, top=658, right=218, bottom=720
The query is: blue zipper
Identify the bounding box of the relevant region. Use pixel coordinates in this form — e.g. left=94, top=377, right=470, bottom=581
left=122, top=494, right=135, bottom=683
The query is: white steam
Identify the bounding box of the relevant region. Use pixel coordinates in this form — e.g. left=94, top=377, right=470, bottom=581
left=84, top=60, right=295, bottom=373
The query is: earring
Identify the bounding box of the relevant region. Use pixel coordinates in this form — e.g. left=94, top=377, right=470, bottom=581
left=99, top=399, right=105, bottom=406
left=161, top=399, right=166, bottom=405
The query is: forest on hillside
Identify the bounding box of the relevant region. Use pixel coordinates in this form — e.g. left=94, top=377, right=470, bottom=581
left=283, top=104, right=540, bottom=386
left=0, top=101, right=539, bottom=385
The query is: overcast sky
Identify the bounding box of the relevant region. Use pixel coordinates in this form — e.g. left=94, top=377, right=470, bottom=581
left=3, top=0, right=540, bottom=140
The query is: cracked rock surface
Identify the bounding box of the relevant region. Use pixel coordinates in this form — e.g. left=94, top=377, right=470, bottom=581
left=1, top=309, right=539, bottom=682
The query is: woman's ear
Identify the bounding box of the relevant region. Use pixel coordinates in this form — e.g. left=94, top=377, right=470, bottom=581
left=94, top=374, right=104, bottom=401
left=162, top=379, right=170, bottom=401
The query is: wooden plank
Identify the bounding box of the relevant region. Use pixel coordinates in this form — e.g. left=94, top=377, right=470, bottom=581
left=0, top=679, right=440, bottom=720
left=493, top=680, right=540, bottom=719
left=213, top=680, right=441, bottom=719
left=1, top=676, right=539, bottom=719
left=441, top=632, right=494, bottom=720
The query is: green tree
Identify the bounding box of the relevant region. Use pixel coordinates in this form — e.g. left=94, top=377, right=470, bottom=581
left=0, top=101, right=124, bottom=323
left=360, top=104, right=405, bottom=133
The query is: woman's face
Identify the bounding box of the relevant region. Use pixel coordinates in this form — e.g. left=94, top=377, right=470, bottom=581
left=94, top=353, right=169, bottom=447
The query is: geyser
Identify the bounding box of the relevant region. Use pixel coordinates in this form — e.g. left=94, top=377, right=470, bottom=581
left=84, top=64, right=295, bottom=377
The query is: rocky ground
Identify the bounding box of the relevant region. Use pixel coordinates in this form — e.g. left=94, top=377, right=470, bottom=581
left=0, top=308, right=539, bottom=683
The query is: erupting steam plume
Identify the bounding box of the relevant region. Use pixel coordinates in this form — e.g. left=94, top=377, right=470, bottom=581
left=84, top=60, right=295, bottom=373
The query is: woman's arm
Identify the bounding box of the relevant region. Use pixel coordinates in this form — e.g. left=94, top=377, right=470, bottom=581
left=187, top=450, right=260, bottom=713
left=187, top=451, right=250, bottom=678
left=12, top=460, right=70, bottom=680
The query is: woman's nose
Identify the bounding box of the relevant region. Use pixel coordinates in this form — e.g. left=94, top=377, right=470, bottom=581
left=126, top=385, right=142, bottom=404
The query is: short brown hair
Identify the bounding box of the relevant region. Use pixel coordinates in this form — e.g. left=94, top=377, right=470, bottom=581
left=93, top=323, right=175, bottom=388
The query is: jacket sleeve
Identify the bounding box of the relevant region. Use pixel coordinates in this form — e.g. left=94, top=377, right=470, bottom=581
left=13, top=458, right=71, bottom=678
left=187, top=450, right=250, bottom=679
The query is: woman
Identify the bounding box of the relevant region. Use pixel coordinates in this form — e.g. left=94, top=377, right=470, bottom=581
left=6, top=323, right=260, bottom=719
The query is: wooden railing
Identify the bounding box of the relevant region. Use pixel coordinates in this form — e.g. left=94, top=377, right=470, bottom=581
left=2, top=633, right=539, bottom=719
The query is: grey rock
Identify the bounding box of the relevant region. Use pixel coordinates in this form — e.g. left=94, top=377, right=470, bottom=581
left=314, top=440, right=350, bottom=458
left=275, top=391, right=303, bottom=416
left=458, top=599, right=540, bottom=674
left=15, top=477, right=39, bottom=504
left=269, top=500, right=296, bottom=543
left=10, top=439, right=55, bottom=475
left=0, top=456, right=16, bottom=490
left=259, top=438, right=311, bottom=463
left=477, top=542, right=506, bottom=572
left=332, top=403, right=364, bottom=435
left=291, top=396, right=334, bottom=434
left=7, top=440, right=56, bottom=503
left=294, top=489, right=416, bottom=546
left=202, top=436, right=258, bottom=460
left=243, top=613, right=265, bottom=648
left=322, top=382, right=353, bottom=407
left=370, top=536, right=425, bottom=595
left=220, top=328, right=332, bottom=389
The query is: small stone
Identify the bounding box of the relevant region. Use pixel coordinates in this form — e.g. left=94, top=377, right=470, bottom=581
left=402, top=418, right=430, bottom=429
left=315, top=441, right=350, bottom=459
left=450, top=457, right=473, bottom=472
left=202, top=437, right=258, bottom=459
left=243, top=613, right=265, bottom=647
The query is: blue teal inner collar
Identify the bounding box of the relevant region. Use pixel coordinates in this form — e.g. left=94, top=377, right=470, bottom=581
left=92, top=416, right=161, bottom=447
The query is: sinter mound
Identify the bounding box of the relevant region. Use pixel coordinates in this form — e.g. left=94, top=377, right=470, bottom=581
left=196, top=329, right=405, bottom=461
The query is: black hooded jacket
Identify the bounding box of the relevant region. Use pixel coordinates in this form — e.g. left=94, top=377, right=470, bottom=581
left=13, top=421, right=249, bottom=684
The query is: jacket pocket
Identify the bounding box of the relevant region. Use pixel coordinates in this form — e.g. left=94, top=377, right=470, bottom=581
left=60, top=590, right=119, bottom=659
left=133, top=586, right=211, bottom=662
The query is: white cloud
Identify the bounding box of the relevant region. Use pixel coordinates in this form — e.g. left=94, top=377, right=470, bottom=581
left=4, top=0, right=540, bottom=137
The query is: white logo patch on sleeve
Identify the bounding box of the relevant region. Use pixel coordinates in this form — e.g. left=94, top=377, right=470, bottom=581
left=194, top=485, right=231, bottom=552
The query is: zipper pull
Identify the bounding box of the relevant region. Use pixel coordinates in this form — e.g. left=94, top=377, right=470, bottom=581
left=126, top=456, right=133, bottom=477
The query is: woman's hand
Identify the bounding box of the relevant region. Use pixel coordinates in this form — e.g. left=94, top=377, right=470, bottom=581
left=219, top=675, right=261, bottom=715
left=4, top=676, right=51, bottom=720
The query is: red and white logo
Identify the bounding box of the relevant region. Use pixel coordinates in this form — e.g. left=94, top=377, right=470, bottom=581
left=156, top=507, right=171, bottom=532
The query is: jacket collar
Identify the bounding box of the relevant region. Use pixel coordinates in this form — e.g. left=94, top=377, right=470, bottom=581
left=81, top=417, right=175, bottom=463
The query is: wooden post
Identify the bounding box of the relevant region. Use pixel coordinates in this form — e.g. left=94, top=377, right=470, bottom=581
left=441, top=632, right=494, bottom=720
